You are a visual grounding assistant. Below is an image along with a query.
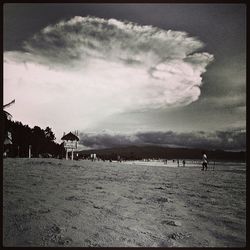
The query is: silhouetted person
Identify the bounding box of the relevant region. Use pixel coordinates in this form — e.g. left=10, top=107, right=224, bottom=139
left=202, top=152, right=208, bottom=171
left=177, top=159, right=179, bottom=167
left=183, top=160, right=186, bottom=167
left=117, top=155, right=121, bottom=162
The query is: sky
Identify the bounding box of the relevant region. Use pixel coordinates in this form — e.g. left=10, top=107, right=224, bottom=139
left=3, top=3, right=246, bottom=151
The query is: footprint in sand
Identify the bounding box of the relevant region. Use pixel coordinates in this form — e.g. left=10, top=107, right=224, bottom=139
left=58, top=236, right=73, bottom=246
left=161, top=220, right=182, bottom=226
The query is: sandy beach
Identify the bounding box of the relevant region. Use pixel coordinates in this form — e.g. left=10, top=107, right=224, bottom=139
left=3, top=158, right=246, bottom=247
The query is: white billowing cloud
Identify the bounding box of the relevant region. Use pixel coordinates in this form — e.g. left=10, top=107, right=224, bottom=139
left=4, top=16, right=213, bottom=140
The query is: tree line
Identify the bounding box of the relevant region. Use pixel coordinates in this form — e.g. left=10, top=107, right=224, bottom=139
left=3, top=115, right=65, bottom=158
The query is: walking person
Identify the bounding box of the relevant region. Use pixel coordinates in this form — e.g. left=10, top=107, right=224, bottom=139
left=182, top=159, right=186, bottom=167
left=202, top=152, right=208, bottom=171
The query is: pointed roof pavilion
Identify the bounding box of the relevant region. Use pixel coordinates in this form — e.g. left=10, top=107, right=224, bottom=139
left=61, top=132, right=79, bottom=141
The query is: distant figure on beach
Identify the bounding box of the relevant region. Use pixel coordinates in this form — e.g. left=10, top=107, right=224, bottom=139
left=117, top=155, right=122, bottom=162
left=177, top=159, right=180, bottom=167
left=91, top=153, right=97, bottom=162
left=182, top=160, right=186, bottom=167
left=213, top=161, right=215, bottom=171
left=202, top=152, right=208, bottom=171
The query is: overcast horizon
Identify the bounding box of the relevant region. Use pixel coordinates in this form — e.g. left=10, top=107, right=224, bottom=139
left=3, top=3, right=246, bottom=151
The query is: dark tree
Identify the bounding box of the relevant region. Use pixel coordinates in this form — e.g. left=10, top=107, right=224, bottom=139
left=3, top=117, right=62, bottom=158
left=44, top=127, right=56, bottom=141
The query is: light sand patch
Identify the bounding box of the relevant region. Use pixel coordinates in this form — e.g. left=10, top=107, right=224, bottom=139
left=3, top=158, right=246, bottom=247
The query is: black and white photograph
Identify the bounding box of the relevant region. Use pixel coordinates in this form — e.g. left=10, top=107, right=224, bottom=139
left=3, top=2, right=246, bottom=247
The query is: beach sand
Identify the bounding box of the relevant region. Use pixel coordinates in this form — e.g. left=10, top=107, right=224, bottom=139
left=3, top=158, right=246, bottom=247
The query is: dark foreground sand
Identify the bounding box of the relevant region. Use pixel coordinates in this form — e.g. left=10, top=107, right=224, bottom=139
left=3, top=158, right=246, bottom=247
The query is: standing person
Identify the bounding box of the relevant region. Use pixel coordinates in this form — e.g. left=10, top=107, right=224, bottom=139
left=177, top=159, right=180, bottom=167
left=182, top=160, right=186, bottom=167
left=202, top=152, right=208, bottom=171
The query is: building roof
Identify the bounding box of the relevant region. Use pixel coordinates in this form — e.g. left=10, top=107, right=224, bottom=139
left=61, top=132, right=79, bottom=141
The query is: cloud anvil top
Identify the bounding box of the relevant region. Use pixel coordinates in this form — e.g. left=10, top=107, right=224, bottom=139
left=4, top=16, right=213, bottom=118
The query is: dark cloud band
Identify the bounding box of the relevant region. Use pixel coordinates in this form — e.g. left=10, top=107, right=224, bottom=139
left=79, top=129, right=246, bottom=151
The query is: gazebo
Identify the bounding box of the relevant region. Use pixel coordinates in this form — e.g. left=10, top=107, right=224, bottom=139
left=61, top=132, right=79, bottom=160
left=61, top=132, right=79, bottom=141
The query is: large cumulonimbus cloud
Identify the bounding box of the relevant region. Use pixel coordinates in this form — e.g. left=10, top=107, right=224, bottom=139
left=4, top=16, right=214, bottom=135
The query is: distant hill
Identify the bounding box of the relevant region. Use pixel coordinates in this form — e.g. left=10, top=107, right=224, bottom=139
left=77, top=145, right=246, bottom=162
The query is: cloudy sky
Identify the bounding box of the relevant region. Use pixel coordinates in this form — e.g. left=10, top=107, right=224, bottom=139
left=3, top=3, right=246, bottom=151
